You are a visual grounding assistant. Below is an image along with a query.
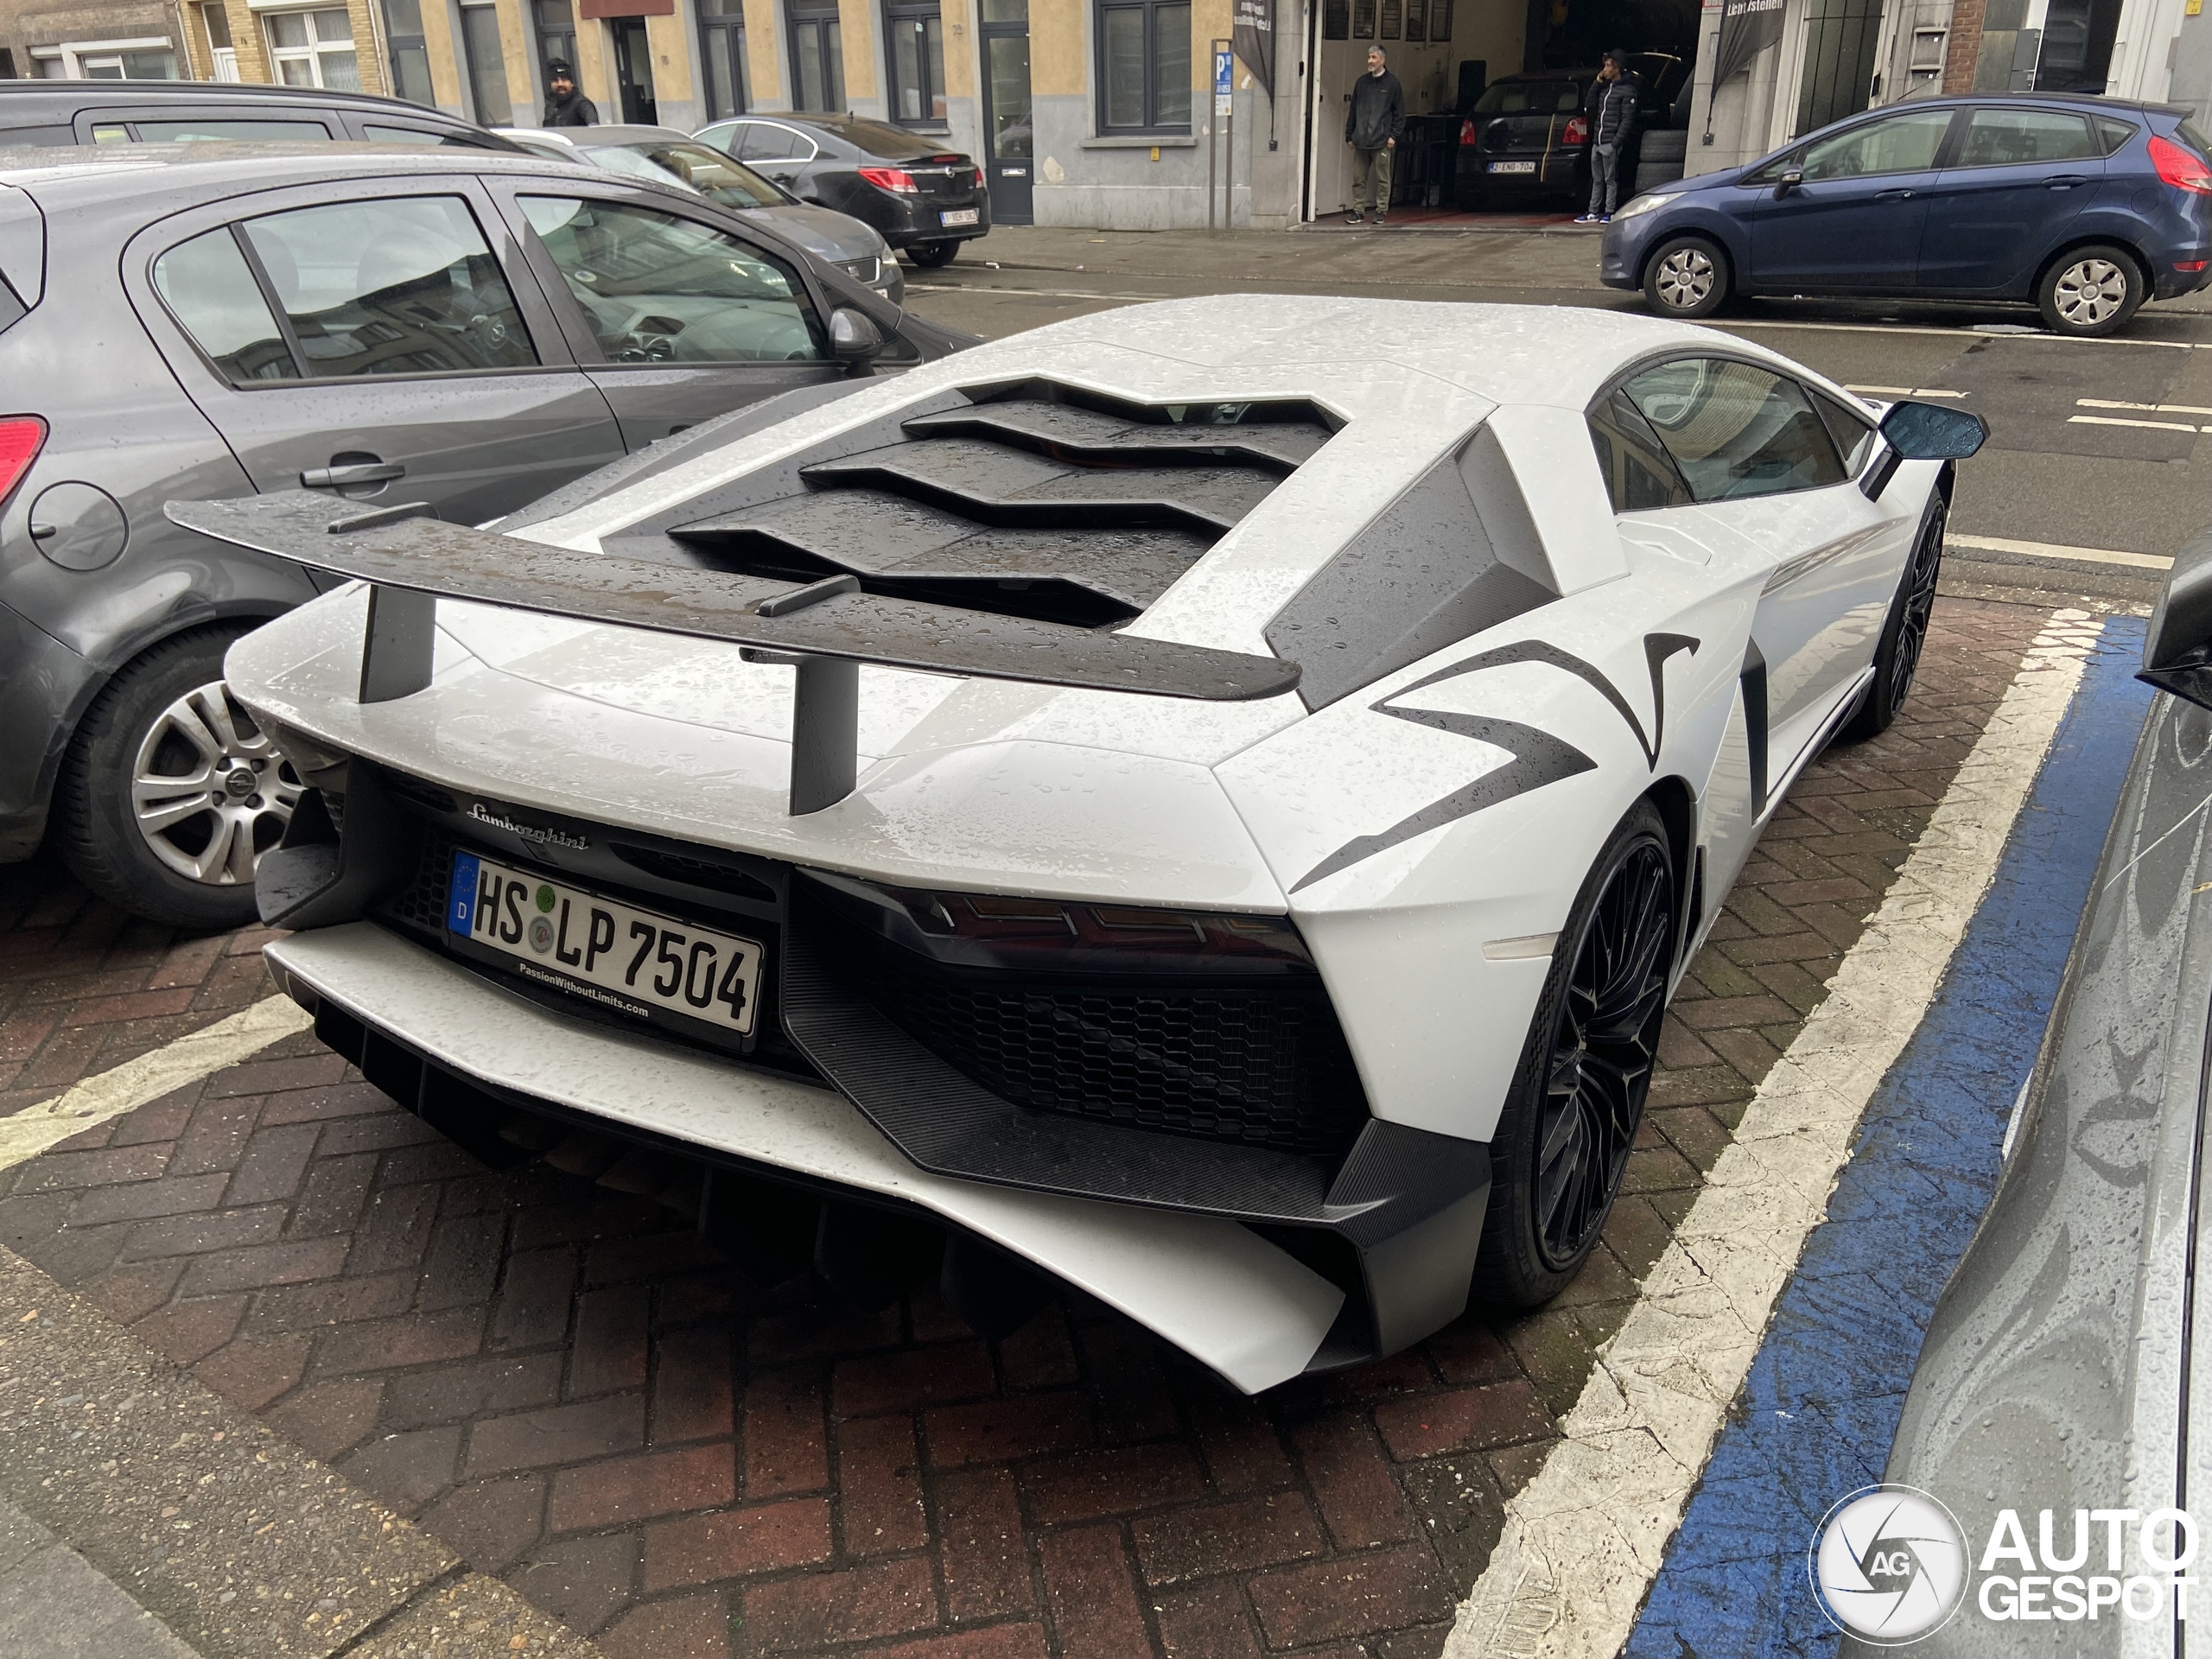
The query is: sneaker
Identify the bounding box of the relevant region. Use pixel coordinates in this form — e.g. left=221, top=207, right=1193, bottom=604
left=1373, top=214, right=1388, bottom=226
left=1573, top=213, right=1599, bottom=225
left=1345, top=210, right=1365, bottom=224
left=1599, top=214, right=1611, bottom=224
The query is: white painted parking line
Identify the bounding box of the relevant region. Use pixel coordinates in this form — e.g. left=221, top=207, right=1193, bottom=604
left=1948, top=532, right=2173, bottom=570
left=1445, top=613, right=2101, bottom=1659
left=1845, top=385, right=1966, bottom=398
left=2078, top=397, right=2212, bottom=416
left=2069, top=413, right=2205, bottom=433
left=0, top=995, right=313, bottom=1171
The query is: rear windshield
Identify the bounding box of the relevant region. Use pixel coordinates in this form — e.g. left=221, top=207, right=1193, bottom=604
left=834, top=118, right=959, bottom=159
left=613, top=142, right=790, bottom=207
left=1473, top=80, right=1584, bottom=116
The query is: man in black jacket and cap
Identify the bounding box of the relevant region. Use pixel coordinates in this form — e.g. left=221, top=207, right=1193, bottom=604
left=1344, top=45, right=1405, bottom=226
left=543, top=61, right=598, bottom=127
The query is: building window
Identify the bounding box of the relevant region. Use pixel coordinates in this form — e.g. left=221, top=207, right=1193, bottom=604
left=201, top=4, right=240, bottom=80
left=265, top=9, right=361, bottom=89
left=35, top=37, right=181, bottom=79
left=381, top=0, right=435, bottom=103
left=885, top=0, right=946, bottom=124
left=697, top=0, right=749, bottom=118
left=459, top=2, right=513, bottom=124
left=789, top=3, right=844, bottom=111
left=1096, top=0, right=1188, bottom=132
left=534, top=0, right=575, bottom=92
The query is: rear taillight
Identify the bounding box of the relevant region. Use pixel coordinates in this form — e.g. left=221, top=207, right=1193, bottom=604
left=859, top=165, right=918, bottom=194
left=1563, top=116, right=1590, bottom=146
left=2152, top=133, right=2212, bottom=194
left=1459, top=118, right=1477, bottom=146
left=0, top=416, right=42, bottom=507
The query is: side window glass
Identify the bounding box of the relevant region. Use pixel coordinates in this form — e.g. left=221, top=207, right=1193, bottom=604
left=1808, top=389, right=1877, bottom=474
left=1800, top=109, right=1953, bottom=180
left=152, top=227, right=301, bottom=383
left=518, top=196, right=827, bottom=364
left=1958, top=107, right=2101, bottom=167
left=92, top=124, right=133, bottom=145
left=130, top=118, right=335, bottom=142
left=362, top=123, right=490, bottom=148
left=238, top=195, right=537, bottom=377
left=2096, top=118, right=2137, bottom=155
left=1587, top=388, right=1691, bottom=512
left=1622, top=359, right=1847, bottom=502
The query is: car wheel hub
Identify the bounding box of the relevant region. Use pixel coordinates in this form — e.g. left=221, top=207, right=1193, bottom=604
left=130, top=680, right=302, bottom=887
left=2054, top=258, right=2126, bottom=326
left=1534, top=840, right=1673, bottom=1269
left=1655, top=248, right=1714, bottom=310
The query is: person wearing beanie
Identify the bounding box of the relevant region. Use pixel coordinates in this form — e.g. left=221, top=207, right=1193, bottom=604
left=543, top=61, right=599, bottom=127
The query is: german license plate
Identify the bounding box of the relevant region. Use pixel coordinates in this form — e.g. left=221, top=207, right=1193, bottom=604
left=1488, top=161, right=1536, bottom=174
left=448, top=851, right=764, bottom=1036
left=939, top=207, right=980, bottom=226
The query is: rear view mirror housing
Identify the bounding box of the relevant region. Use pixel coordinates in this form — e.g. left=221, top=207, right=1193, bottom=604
left=2140, top=526, right=2212, bottom=710
left=828, top=306, right=885, bottom=372
left=1776, top=166, right=1804, bottom=195
left=1860, top=399, right=1989, bottom=497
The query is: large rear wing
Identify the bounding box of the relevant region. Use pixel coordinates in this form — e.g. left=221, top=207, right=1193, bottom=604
left=169, top=493, right=1300, bottom=813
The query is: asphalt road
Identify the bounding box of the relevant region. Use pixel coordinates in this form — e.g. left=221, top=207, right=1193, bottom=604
left=899, top=223, right=2212, bottom=610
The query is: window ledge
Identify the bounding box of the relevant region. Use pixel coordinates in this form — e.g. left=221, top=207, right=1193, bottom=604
left=1080, top=133, right=1198, bottom=149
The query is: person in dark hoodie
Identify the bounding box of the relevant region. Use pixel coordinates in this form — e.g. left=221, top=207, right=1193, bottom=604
left=1344, top=45, right=1405, bottom=226
left=1574, top=48, right=1637, bottom=224
left=543, top=61, right=598, bottom=127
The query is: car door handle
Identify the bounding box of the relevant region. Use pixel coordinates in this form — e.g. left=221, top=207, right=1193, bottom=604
left=1874, top=188, right=1915, bottom=201
left=300, top=461, right=405, bottom=488
left=2044, top=174, right=2088, bottom=189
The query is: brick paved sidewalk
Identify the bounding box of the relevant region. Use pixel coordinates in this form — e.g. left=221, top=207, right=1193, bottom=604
left=0, top=597, right=2062, bottom=1659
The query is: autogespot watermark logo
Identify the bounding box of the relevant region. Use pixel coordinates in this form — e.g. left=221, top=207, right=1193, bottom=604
left=1810, top=1485, right=1970, bottom=1643
left=1808, top=1486, right=2201, bottom=1643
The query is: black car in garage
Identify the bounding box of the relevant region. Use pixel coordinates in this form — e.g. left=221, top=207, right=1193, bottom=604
left=692, top=113, right=990, bottom=266
left=0, top=143, right=967, bottom=929
left=1454, top=54, right=1689, bottom=211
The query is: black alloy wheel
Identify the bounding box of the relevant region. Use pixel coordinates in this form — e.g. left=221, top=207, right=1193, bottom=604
left=908, top=239, right=960, bottom=268
left=1477, top=802, right=1676, bottom=1305
left=1840, top=493, right=1944, bottom=742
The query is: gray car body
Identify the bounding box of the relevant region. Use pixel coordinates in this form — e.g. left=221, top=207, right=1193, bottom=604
left=1855, top=559, right=2211, bottom=1655
left=0, top=143, right=967, bottom=865
left=499, top=124, right=906, bottom=303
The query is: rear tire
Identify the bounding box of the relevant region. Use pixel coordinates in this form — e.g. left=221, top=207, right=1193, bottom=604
left=2036, top=245, right=2145, bottom=337
left=1474, top=801, right=1676, bottom=1307
left=1643, top=234, right=1730, bottom=320
left=909, top=240, right=960, bottom=268
left=1840, top=489, right=1946, bottom=743
left=55, top=627, right=300, bottom=931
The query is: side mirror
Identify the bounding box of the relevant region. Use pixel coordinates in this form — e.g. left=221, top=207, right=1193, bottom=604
left=1775, top=166, right=1804, bottom=195
left=1860, top=398, right=1988, bottom=497
left=828, top=306, right=884, bottom=366
left=2140, top=527, right=2212, bottom=709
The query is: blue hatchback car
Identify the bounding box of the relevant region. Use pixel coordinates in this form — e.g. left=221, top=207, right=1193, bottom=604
left=1600, top=93, right=2212, bottom=336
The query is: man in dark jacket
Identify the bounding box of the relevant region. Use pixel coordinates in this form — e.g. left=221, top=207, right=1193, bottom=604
left=1344, top=46, right=1405, bottom=226
left=543, top=61, right=598, bottom=127
left=1575, top=49, right=1637, bottom=224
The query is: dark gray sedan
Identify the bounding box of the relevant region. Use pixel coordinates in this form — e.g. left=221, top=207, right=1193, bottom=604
left=498, top=124, right=905, bottom=304
left=0, top=143, right=967, bottom=929
left=1860, top=530, right=2212, bottom=1653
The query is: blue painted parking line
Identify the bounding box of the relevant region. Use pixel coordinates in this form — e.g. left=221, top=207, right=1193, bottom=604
left=1624, top=617, right=2155, bottom=1658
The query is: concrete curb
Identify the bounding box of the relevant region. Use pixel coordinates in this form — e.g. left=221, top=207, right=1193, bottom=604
left=0, top=1245, right=600, bottom=1659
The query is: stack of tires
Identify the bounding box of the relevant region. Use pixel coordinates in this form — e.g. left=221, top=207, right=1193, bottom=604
left=1635, top=129, right=1688, bottom=198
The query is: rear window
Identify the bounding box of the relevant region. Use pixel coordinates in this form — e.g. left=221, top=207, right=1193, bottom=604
left=101, top=118, right=336, bottom=143
left=362, top=123, right=489, bottom=148
left=833, top=118, right=957, bottom=158
left=1473, top=80, right=1583, bottom=115
left=2181, top=118, right=2212, bottom=157
left=0, top=124, right=73, bottom=148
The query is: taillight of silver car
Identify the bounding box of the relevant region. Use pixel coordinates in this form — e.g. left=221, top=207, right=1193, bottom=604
left=0, top=416, right=43, bottom=509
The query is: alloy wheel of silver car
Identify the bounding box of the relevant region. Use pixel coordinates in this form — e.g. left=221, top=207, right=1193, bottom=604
left=1653, top=245, right=1717, bottom=312
left=130, top=679, right=301, bottom=887
left=2050, top=257, right=2130, bottom=328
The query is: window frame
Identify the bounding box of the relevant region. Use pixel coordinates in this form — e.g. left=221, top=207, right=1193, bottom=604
left=787, top=3, right=846, bottom=113
left=261, top=6, right=362, bottom=91
left=883, top=0, right=949, bottom=128
left=1954, top=104, right=2104, bottom=168
left=1590, top=350, right=1853, bottom=507
left=1093, top=0, right=1192, bottom=136
left=1743, top=106, right=1962, bottom=185
left=696, top=0, right=751, bottom=120
left=136, top=180, right=576, bottom=393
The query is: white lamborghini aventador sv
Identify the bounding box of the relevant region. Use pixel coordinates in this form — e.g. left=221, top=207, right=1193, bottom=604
left=176, top=297, right=1983, bottom=1394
